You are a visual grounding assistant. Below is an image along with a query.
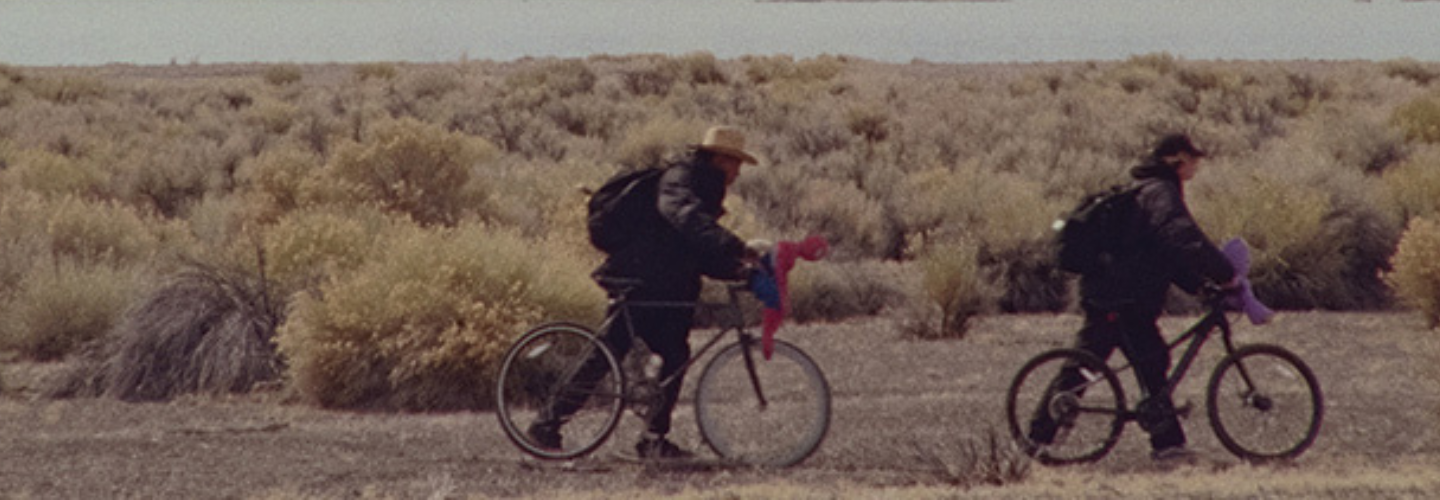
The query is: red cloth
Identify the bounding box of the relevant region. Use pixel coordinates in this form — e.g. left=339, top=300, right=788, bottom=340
left=762, top=236, right=829, bottom=358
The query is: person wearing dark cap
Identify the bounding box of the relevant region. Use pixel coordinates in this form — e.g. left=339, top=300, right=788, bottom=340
left=528, top=126, right=761, bottom=460
left=1029, top=133, right=1236, bottom=462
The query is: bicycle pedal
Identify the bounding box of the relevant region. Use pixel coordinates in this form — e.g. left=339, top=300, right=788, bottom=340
left=1175, top=401, right=1193, bottom=419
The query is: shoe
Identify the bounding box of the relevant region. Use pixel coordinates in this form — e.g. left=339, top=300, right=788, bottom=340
left=526, top=422, right=562, bottom=451
left=1151, top=446, right=1197, bottom=464
left=635, top=436, right=695, bottom=460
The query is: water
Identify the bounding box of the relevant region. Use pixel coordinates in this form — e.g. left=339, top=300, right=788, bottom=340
left=2, top=0, right=1438, bottom=66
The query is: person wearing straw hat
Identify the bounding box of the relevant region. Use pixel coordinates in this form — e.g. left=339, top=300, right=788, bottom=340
left=529, top=126, right=763, bottom=460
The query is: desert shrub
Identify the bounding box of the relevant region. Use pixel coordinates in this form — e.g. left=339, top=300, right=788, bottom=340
left=27, top=74, right=109, bottom=104
left=539, top=94, right=631, bottom=140
left=324, top=118, right=495, bottom=226
left=354, top=62, right=399, bottom=82
left=790, top=178, right=898, bottom=259
left=1387, top=217, right=1440, bottom=327
left=1192, top=151, right=1398, bottom=309
left=0, top=262, right=140, bottom=361
left=619, top=52, right=729, bottom=97
left=0, top=147, right=108, bottom=198
left=1382, top=147, right=1440, bottom=220
left=610, top=115, right=707, bottom=168
left=1309, top=107, right=1408, bottom=174
left=786, top=259, right=914, bottom=324
left=505, top=59, right=597, bottom=103
left=260, top=208, right=391, bottom=297
left=742, top=54, right=845, bottom=86
left=675, top=51, right=728, bottom=86
left=1393, top=91, right=1440, bottom=144
left=245, top=97, right=300, bottom=135
left=40, top=195, right=166, bottom=266
left=109, top=134, right=242, bottom=218
left=980, top=238, right=1068, bottom=313
left=277, top=223, right=603, bottom=411
left=1381, top=58, right=1439, bottom=86
left=895, top=164, right=1060, bottom=258
left=908, top=239, right=998, bottom=339
left=401, top=67, right=466, bottom=101
left=236, top=144, right=324, bottom=220
left=262, top=64, right=303, bottom=86
left=1125, top=52, right=1180, bottom=76
left=50, top=264, right=281, bottom=400
left=845, top=102, right=892, bottom=145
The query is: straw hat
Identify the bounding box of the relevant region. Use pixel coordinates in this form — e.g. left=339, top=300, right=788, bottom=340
left=694, top=126, right=759, bottom=165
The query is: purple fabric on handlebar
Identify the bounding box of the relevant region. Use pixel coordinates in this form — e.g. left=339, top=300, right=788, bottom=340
left=1221, top=238, right=1275, bottom=325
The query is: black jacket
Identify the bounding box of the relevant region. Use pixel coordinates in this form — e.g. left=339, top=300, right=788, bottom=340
left=1080, top=161, right=1235, bottom=315
left=593, top=155, right=748, bottom=299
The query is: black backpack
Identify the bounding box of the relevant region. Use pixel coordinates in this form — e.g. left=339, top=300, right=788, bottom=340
left=586, top=166, right=667, bottom=253
left=1054, top=184, right=1141, bottom=274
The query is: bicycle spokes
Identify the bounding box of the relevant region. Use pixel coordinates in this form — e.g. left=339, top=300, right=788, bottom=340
left=1006, top=349, right=1126, bottom=465
left=1206, top=344, right=1323, bottom=462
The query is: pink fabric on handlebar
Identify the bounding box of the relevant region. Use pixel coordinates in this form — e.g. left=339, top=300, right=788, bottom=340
left=761, top=235, right=829, bottom=359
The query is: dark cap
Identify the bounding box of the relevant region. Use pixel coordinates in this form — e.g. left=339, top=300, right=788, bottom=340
left=1152, top=134, right=1207, bottom=159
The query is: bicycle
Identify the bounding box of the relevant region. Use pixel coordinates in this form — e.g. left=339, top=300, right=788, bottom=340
left=1004, top=283, right=1323, bottom=465
left=495, top=277, right=831, bottom=467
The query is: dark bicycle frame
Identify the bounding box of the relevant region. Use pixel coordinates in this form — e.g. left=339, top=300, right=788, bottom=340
left=1082, top=286, right=1245, bottom=423
left=589, top=278, right=772, bottom=410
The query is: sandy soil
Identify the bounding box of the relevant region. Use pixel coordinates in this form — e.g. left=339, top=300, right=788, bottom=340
left=2, top=311, right=1437, bottom=499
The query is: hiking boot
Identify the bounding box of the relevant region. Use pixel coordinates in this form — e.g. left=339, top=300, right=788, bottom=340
left=526, top=422, right=562, bottom=451
left=635, top=436, right=694, bottom=460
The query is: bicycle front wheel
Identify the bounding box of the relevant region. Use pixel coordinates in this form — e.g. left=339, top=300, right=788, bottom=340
left=495, top=322, right=625, bottom=460
left=694, top=338, right=831, bottom=467
left=1206, top=343, right=1323, bottom=462
left=1005, top=348, right=1127, bottom=465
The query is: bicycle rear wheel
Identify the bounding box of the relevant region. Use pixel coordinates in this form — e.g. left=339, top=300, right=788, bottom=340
left=694, top=338, right=830, bottom=467
left=495, top=322, right=625, bottom=460
left=1206, top=343, right=1323, bottom=462
left=1005, top=348, right=1127, bottom=465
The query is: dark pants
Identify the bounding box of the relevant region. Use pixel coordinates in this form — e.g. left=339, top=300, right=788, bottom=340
left=1031, top=306, right=1186, bottom=451
left=540, top=294, right=695, bottom=436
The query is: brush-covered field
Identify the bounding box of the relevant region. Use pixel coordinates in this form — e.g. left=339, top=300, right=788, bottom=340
left=2, top=56, right=1439, bottom=498
left=2, top=310, right=1437, bottom=499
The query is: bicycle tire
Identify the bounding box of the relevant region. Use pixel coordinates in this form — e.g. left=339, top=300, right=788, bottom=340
left=1005, top=348, right=1127, bottom=465
left=694, top=339, right=831, bottom=467
left=495, top=322, right=625, bottom=460
left=1206, top=343, right=1323, bottom=462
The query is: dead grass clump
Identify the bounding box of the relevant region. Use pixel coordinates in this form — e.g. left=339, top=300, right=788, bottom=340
left=905, top=429, right=1031, bottom=488
left=1387, top=217, right=1440, bottom=327
left=50, top=263, right=280, bottom=400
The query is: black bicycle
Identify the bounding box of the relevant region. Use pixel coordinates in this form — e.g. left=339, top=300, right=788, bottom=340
left=495, top=278, right=831, bottom=467
left=1005, top=284, right=1323, bottom=465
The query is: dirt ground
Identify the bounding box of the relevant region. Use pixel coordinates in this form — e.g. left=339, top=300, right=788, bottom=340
left=2, top=311, right=1438, bottom=499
